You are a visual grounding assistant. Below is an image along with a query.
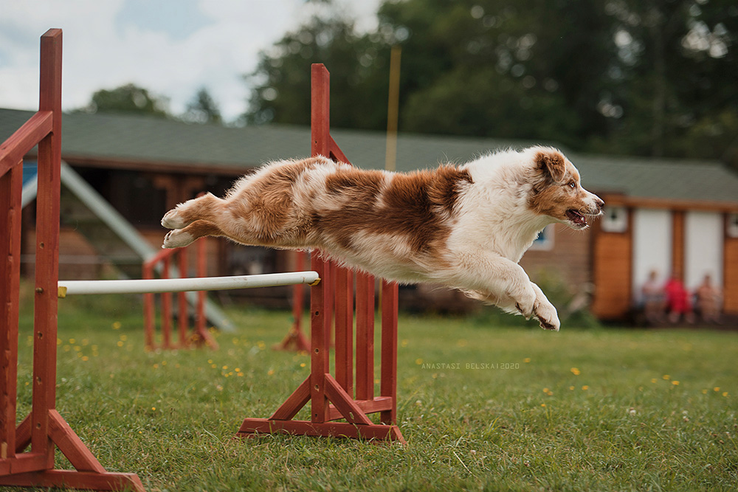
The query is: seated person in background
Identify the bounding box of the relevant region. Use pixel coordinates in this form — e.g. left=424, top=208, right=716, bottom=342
left=664, top=275, right=694, bottom=324
left=641, top=269, right=665, bottom=324
left=695, top=274, right=722, bottom=323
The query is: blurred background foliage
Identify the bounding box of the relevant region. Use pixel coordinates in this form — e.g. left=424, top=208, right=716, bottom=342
left=243, top=0, right=738, bottom=169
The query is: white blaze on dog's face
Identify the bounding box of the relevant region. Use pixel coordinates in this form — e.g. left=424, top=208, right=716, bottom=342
left=528, top=148, right=604, bottom=229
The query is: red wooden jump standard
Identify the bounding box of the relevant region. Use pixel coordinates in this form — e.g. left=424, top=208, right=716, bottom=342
left=273, top=250, right=310, bottom=352
left=143, top=238, right=216, bottom=351
left=0, top=30, right=145, bottom=491
left=237, top=64, right=405, bottom=443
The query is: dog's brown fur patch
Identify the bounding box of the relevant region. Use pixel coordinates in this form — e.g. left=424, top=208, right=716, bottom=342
left=318, top=166, right=472, bottom=255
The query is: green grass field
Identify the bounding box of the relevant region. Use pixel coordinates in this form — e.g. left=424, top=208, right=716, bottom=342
left=8, top=291, right=738, bottom=491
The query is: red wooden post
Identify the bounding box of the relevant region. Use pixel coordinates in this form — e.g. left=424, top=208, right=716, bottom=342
left=0, top=159, right=22, bottom=461
left=161, top=256, right=173, bottom=348
left=309, top=254, right=330, bottom=423
left=355, top=272, right=375, bottom=401
left=273, top=250, right=311, bottom=352
left=380, top=280, right=399, bottom=425
left=195, top=238, right=216, bottom=348
left=178, top=247, right=189, bottom=347
left=334, top=266, right=353, bottom=395
left=141, top=240, right=214, bottom=350
left=31, top=26, right=64, bottom=466
left=143, top=263, right=156, bottom=350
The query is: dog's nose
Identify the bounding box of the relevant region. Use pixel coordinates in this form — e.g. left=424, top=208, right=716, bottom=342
left=595, top=197, right=605, bottom=212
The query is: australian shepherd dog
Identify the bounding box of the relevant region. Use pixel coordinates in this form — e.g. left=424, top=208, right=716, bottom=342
left=161, top=146, right=604, bottom=330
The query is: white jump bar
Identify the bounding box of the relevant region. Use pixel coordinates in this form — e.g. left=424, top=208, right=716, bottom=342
left=58, top=271, right=321, bottom=297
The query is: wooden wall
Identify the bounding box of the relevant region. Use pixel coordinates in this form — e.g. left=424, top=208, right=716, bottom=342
left=724, top=232, right=738, bottom=315
left=590, top=214, right=633, bottom=320
left=520, top=224, right=593, bottom=288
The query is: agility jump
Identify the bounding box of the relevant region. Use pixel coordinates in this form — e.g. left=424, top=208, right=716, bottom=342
left=0, top=29, right=402, bottom=492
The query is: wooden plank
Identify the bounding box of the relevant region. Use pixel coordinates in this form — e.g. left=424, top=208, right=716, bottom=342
left=269, top=377, right=311, bottom=421
left=309, top=63, right=331, bottom=424
left=0, top=452, right=48, bottom=475
left=0, top=162, right=22, bottom=459
left=590, top=209, right=633, bottom=320
left=672, top=211, right=685, bottom=280
left=178, top=249, right=188, bottom=347
left=723, top=232, right=738, bottom=315
left=196, top=238, right=209, bottom=346
left=13, top=413, right=31, bottom=454
left=334, top=266, right=353, bottom=395
left=161, top=256, right=172, bottom=348
left=31, top=28, right=62, bottom=464
left=48, top=410, right=105, bottom=473
left=380, top=280, right=399, bottom=425
left=0, top=470, right=145, bottom=491
left=143, top=264, right=156, bottom=350
left=237, top=418, right=404, bottom=443
left=311, top=64, right=331, bottom=158
left=0, top=111, right=53, bottom=176
left=329, top=136, right=350, bottom=164
left=324, top=374, right=373, bottom=425
left=309, top=254, right=329, bottom=423
left=355, top=271, right=375, bottom=401
left=327, top=397, right=393, bottom=422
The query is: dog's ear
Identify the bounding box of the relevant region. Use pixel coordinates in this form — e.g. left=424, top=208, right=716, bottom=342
left=535, top=150, right=567, bottom=183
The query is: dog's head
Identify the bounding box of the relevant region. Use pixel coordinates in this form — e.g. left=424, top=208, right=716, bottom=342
left=527, top=147, right=604, bottom=230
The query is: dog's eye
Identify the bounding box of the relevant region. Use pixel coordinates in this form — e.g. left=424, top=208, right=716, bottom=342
left=567, top=182, right=576, bottom=189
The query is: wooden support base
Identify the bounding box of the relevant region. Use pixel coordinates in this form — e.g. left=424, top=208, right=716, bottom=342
left=0, top=470, right=145, bottom=492
left=0, top=410, right=145, bottom=491
left=237, top=419, right=404, bottom=443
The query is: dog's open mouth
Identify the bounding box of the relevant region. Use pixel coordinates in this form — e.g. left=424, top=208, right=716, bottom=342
left=566, top=209, right=588, bottom=227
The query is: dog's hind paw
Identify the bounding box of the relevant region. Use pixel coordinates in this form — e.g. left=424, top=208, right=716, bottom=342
left=162, top=229, right=195, bottom=249
left=161, top=208, right=187, bottom=230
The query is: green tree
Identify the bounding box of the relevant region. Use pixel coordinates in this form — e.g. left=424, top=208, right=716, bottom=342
left=244, top=15, right=391, bottom=130
left=183, top=87, right=223, bottom=125
left=244, top=0, right=738, bottom=165
left=380, top=0, right=616, bottom=147
left=589, top=0, right=738, bottom=163
left=81, top=84, right=170, bottom=117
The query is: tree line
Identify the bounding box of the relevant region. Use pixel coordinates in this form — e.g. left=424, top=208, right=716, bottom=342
left=79, top=0, right=738, bottom=168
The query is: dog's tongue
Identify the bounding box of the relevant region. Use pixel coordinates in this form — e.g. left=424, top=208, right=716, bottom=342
left=566, top=210, right=586, bottom=226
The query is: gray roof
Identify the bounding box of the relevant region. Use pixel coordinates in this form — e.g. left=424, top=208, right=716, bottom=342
left=574, top=154, right=738, bottom=205
left=2, top=107, right=737, bottom=207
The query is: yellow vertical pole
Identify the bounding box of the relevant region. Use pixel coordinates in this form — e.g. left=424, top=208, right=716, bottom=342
left=384, top=45, right=402, bottom=172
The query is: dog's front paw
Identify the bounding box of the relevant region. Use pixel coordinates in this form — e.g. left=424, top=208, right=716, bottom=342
left=514, top=285, right=537, bottom=319
left=534, top=298, right=560, bottom=331
left=161, top=208, right=187, bottom=230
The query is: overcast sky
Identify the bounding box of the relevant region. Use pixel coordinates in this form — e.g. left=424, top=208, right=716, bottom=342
left=0, top=0, right=381, bottom=122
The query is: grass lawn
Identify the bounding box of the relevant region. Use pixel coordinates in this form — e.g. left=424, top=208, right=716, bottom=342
left=7, top=291, right=738, bottom=491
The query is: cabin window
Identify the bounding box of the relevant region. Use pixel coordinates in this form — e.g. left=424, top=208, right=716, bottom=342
left=530, top=224, right=554, bottom=251
left=601, top=206, right=628, bottom=233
